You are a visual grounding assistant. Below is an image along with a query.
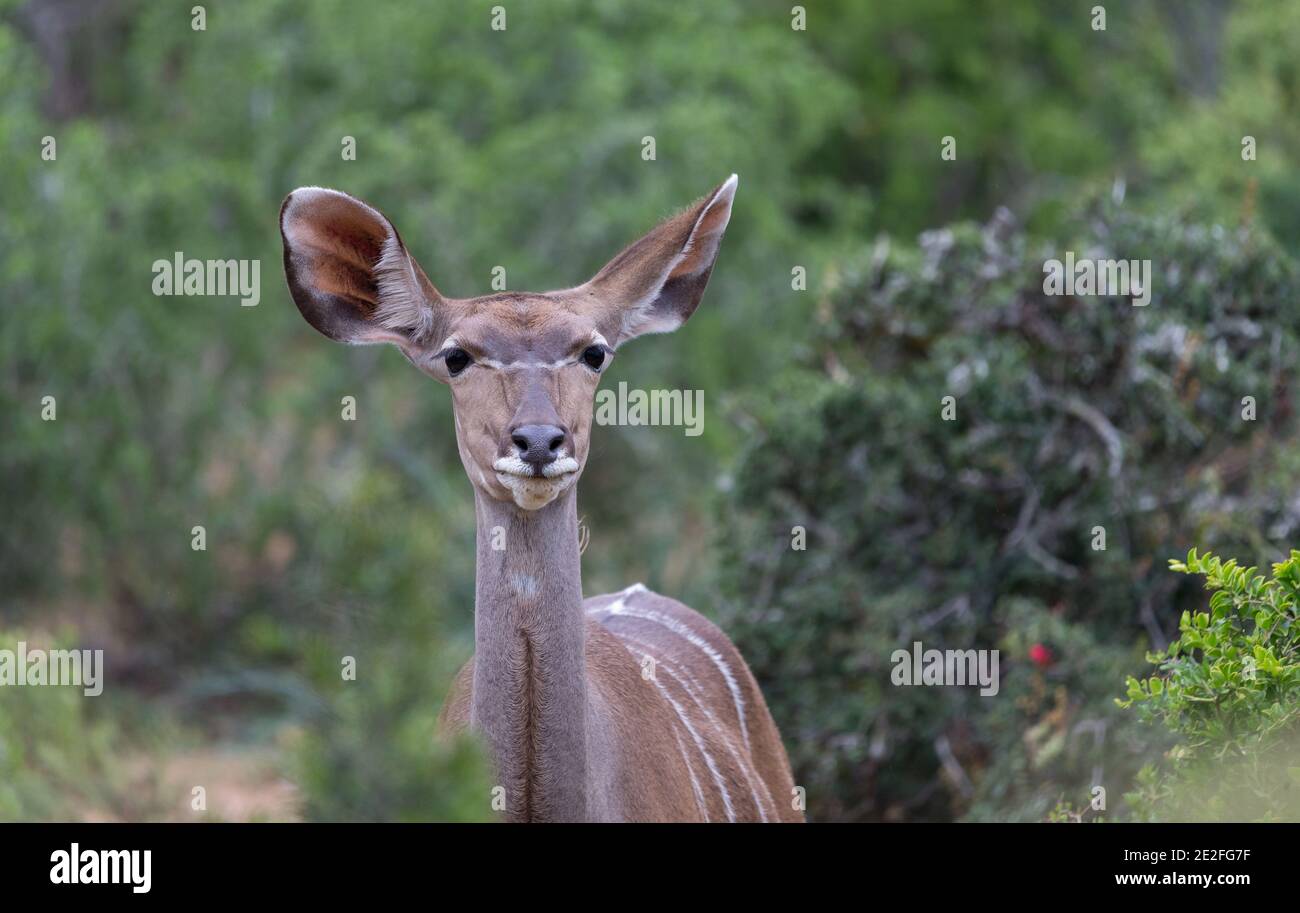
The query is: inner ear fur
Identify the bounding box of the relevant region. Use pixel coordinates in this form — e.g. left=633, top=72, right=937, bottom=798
left=280, top=187, right=444, bottom=346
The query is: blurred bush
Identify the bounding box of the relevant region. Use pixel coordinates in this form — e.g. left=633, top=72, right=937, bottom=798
left=0, top=627, right=128, bottom=820
left=1138, top=0, right=1300, bottom=248
left=717, top=204, right=1300, bottom=821
left=295, top=644, right=496, bottom=822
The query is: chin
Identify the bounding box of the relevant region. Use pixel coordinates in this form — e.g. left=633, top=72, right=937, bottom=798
left=493, top=471, right=578, bottom=510
left=490, top=455, right=581, bottom=510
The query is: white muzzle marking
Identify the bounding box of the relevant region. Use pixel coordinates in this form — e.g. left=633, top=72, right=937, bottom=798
left=492, top=454, right=580, bottom=510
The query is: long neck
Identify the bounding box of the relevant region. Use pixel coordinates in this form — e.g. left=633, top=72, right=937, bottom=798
left=470, top=487, right=589, bottom=822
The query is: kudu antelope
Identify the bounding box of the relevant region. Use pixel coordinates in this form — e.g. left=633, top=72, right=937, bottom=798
left=279, top=175, right=800, bottom=822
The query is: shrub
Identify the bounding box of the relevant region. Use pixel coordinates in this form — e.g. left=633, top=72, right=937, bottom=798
left=0, top=627, right=136, bottom=821
left=294, top=646, right=496, bottom=822
left=716, top=203, right=1300, bottom=821
left=1120, top=549, right=1300, bottom=821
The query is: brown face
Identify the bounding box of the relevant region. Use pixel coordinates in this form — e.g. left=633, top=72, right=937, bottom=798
left=413, top=296, right=613, bottom=510
left=280, top=175, right=737, bottom=511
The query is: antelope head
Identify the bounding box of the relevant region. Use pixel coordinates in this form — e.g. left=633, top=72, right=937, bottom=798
left=279, top=175, right=737, bottom=510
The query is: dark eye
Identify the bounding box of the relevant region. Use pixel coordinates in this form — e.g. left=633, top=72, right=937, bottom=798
left=445, top=348, right=471, bottom=376
left=582, top=345, right=606, bottom=371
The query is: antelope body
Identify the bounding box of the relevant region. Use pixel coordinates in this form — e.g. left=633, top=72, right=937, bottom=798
left=280, top=175, right=800, bottom=822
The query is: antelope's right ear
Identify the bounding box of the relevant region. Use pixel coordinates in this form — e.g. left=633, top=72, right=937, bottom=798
left=280, top=187, right=445, bottom=347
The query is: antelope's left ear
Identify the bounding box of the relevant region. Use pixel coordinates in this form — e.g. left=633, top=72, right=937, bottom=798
left=585, top=174, right=737, bottom=345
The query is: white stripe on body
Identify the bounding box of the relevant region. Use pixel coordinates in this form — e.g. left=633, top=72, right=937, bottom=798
left=640, top=664, right=736, bottom=822
left=620, top=630, right=771, bottom=821
left=596, top=590, right=752, bottom=754
left=669, top=718, right=710, bottom=822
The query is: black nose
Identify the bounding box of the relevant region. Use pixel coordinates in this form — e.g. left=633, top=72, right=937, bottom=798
left=510, top=424, right=567, bottom=471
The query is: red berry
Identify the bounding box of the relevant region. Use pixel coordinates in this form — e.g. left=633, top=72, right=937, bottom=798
left=1029, top=643, right=1053, bottom=668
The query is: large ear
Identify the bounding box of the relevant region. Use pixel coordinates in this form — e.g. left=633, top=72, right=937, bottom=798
left=585, top=174, right=737, bottom=345
left=280, top=187, right=445, bottom=347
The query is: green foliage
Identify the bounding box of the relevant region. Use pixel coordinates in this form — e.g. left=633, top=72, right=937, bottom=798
left=812, top=0, right=1181, bottom=237
left=0, top=628, right=124, bottom=820
left=1119, top=549, right=1300, bottom=820
left=295, top=644, right=496, bottom=822
left=1138, top=0, right=1300, bottom=248
left=810, top=0, right=1300, bottom=250
left=717, top=205, right=1300, bottom=821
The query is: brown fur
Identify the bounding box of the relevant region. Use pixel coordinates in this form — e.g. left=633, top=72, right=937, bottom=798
left=281, top=175, right=802, bottom=821
left=440, top=592, right=801, bottom=822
